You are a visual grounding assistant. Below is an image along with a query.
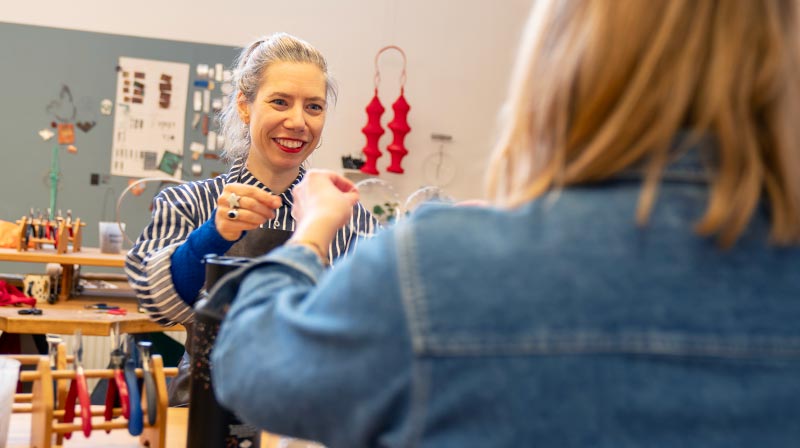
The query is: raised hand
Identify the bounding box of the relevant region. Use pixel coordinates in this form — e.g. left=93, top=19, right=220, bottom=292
left=215, top=183, right=283, bottom=241
left=290, top=170, right=359, bottom=249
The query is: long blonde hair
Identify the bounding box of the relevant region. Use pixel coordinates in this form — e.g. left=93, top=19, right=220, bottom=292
left=486, top=0, right=800, bottom=247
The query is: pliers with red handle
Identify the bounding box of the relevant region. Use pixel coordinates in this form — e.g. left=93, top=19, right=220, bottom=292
left=104, top=324, right=130, bottom=432
left=63, top=330, right=92, bottom=438
left=96, top=308, right=128, bottom=316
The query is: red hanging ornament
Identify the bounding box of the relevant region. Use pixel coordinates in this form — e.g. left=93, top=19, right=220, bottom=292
left=386, top=88, right=411, bottom=173
left=360, top=45, right=411, bottom=175
left=359, top=89, right=385, bottom=175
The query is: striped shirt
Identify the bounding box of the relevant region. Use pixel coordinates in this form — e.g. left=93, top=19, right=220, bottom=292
left=125, top=159, right=378, bottom=326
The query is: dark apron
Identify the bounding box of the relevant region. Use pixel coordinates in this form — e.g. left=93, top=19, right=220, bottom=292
left=167, top=227, right=293, bottom=406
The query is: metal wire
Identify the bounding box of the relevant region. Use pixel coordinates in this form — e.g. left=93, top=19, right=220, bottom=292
left=374, top=45, right=408, bottom=89
left=115, top=177, right=186, bottom=246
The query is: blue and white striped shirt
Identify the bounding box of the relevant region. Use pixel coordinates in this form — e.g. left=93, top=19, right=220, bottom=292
left=125, top=159, right=378, bottom=326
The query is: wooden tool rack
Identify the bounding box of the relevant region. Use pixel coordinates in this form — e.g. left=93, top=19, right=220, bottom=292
left=16, top=216, right=86, bottom=254
left=10, top=346, right=177, bottom=448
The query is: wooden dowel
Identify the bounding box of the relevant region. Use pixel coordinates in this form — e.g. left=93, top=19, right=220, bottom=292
left=12, top=403, right=32, bottom=413
left=22, top=366, right=178, bottom=382
left=19, top=371, right=41, bottom=382
left=29, top=238, right=55, bottom=243
left=55, top=369, right=117, bottom=380
left=53, top=408, right=122, bottom=418
left=14, top=393, right=33, bottom=402
left=7, top=355, right=47, bottom=364
left=10, top=354, right=75, bottom=367
left=52, top=420, right=129, bottom=433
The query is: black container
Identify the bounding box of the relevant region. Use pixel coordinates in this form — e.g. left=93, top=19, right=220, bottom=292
left=186, top=255, right=260, bottom=448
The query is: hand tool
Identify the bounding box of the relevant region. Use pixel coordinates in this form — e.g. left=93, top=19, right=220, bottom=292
left=23, top=208, right=34, bottom=246
left=123, top=335, right=144, bottom=435
left=138, top=340, right=158, bottom=426
left=63, top=330, right=92, bottom=438
left=84, top=303, right=121, bottom=310
left=45, top=208, right=52, bottom=239
left=46, top=333, right=62, bottom=368
left=17, top=308, right=43, bottom=315
left=37, top=209, right=45, bottom=238
left=96, top=308, right=128, bottom=315
left=104, top=323, right=130, bottom=432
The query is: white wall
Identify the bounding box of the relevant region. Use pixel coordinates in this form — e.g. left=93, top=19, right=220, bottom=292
left=4, top=0, right=533, bottom=202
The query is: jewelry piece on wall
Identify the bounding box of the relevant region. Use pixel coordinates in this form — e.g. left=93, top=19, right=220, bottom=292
left=76, top=96, right=97, bottom=133
left=100, top=99, right=113, bottom=116
left=384, top=46, right=411, bottom=174
left=360, top=45, right=411, bottom=175
left=386, top=88, right=410, bottom=174
left=41, top=84, right=83, bottom=218
left=359, top=89, right=385, bottom=175
left=423, top=133, right=456, bottom=187
left=38, top=129, right=55, bottom=141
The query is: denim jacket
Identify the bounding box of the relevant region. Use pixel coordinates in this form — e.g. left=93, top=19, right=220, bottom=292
left=212, top=150, right=800, bottom=448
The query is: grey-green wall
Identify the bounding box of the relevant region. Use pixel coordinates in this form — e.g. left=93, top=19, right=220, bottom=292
left=0, top=22, right=238, bottom=274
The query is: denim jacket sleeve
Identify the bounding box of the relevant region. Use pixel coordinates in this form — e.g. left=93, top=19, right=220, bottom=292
left=211, top=231, right=415, bottom=447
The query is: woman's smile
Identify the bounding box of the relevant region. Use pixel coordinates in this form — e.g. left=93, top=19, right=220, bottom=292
left=274, top=137, right=307, bottom=153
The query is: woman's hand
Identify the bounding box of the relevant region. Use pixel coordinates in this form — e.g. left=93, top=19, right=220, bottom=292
left=290, top=169, right=359, bottom=249
left=215, top=183, right=283, bottom=241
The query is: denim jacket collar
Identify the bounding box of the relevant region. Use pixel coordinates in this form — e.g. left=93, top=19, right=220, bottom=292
left=616, top=133, right=715, bottom=184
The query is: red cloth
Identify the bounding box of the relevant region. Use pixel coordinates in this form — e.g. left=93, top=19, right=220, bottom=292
left=0, top=280, right=36, bottom=307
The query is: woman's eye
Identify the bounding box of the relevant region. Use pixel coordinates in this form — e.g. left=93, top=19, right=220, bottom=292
left=307, top=103, right=324, bottom=112
left=270, top=99, right=288, bottom=107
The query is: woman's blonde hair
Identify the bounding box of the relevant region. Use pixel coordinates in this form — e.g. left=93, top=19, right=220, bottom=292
left=486, top=0, right=800, bottom=247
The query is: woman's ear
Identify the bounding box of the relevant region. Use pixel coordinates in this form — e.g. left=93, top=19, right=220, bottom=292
left=236, top=91, right=250, bottom=124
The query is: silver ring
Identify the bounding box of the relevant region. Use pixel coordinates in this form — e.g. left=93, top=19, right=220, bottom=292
left=227, top=209, right=239, bottom=220
left=227, top=192, right=241, bottom=209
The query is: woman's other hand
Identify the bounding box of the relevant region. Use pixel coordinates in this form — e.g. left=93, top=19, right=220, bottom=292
left=215, top=183, right=283, bottom=241
left=290, top=169, right=359, bottom=248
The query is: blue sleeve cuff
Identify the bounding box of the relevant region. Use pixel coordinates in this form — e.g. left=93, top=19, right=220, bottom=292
left=171, top=215, right=238, bottom=304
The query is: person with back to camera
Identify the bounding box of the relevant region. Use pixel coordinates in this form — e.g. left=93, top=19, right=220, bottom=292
left=210, top=1, right=800, bottom=447
left=124, top=33, right=377, bottom=409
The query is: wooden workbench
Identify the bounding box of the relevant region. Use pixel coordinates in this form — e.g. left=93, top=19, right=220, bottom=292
left=0, top=246, right=182, bottom=335
left=0, top=295, right=181, bottom=336
left=0, top=246, right=126, bottom=302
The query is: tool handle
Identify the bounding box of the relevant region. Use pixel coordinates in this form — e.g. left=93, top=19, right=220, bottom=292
left=114, top=369, right=131, bottom=419
left=104, top=376, right=117, bottom=433
left=143, top=369, right=158, bottom=426
left=63, top=380, right=78, bottom=439
left=75, top=371, right=93, bottom=437
left=124, top=363, right=143, bottom=436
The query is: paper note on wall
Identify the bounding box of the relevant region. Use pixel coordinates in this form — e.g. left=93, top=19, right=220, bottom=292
left=111, top=57, right=190, bottom=179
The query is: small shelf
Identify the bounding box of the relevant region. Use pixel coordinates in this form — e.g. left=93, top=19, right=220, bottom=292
left=0, top=247, right=125, bottom=268
left=0, top=247, right=126, bottom=302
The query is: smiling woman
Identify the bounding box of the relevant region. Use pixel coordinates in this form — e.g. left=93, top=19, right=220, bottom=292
left=124, top=33, right=378, bottom=408
left=238, top=61, right=328, bottom=183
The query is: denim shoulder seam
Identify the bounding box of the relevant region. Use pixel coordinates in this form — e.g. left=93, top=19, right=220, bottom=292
left=395, top=223, right=430, bottom=353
